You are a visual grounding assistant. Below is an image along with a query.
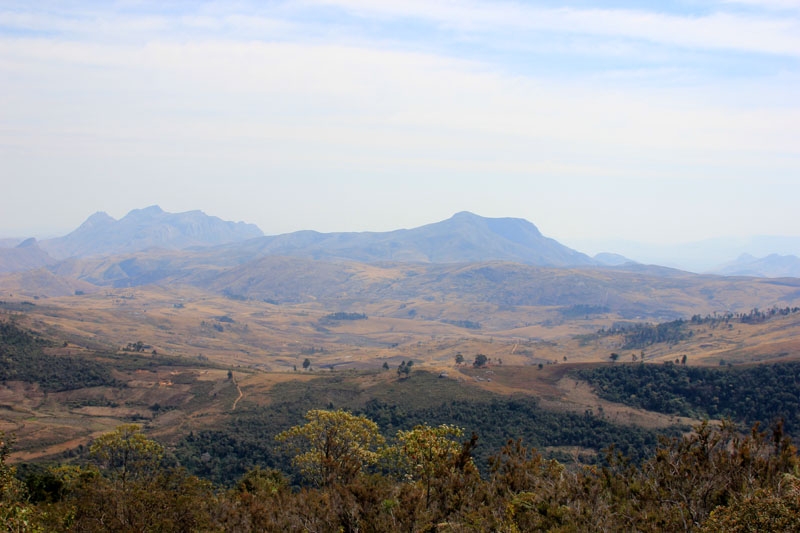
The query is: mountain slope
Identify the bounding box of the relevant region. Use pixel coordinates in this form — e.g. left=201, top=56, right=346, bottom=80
left=223, top=211, right=595, bottom=266
left=39, top=206, right=263, bottom=259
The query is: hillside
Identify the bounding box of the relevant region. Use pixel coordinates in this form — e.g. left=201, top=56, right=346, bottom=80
left=0, top=239, right=56, bottom=274
left=713, top=253, right=800, bottom=278
left=11, top=251, right=799, bottom=324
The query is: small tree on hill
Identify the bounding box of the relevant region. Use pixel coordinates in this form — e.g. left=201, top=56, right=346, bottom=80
left=398, top=360, right=414, bottom=378
left=474, top=354, right=488, bottom=368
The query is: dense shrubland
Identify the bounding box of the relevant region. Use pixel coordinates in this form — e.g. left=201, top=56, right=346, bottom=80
left=4, top=416, right=800, bottom=532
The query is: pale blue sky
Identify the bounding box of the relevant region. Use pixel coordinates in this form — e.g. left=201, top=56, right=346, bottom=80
left=1, top=0, right=798, bottom=245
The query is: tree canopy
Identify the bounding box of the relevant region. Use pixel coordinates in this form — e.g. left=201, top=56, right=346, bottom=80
left=275, top=409, right=385, bottom=486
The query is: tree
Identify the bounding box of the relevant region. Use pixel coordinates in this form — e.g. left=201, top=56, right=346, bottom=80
left=302, top=358, right=311, bottom=370
left=90, top=424, right=164, bottom=487
left=1, top=431, right=40, bottom=531
left=455, top=354, right=464, bottom=366
left=236, top=466, right=288, bottom=496
left=275, top=409, right=385, bottom=487
left=609, top=352, right=620, bottom=363
left=393, top=424, right=467, bottom=509
left=398, top=360, right=413, bottom=378
left=382, top=361, right=389, bottom=370
left=72, top=424, right=215, bottom=531
left=473, top=354, right=488, bottom=368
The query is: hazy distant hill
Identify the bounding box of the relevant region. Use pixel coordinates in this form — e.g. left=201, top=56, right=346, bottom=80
left=594, top=252, right=635, bottom=266
left=713, top=253, right=800, bottom=278
left=4, top=248, right=800, bottom=324
left=39, top=206, right=263, bottom=259
left=221, top=211, right=595, bottom=267
left=0, top=238, right=57, bottom=273
left=569, top=235, right=800, bottom=273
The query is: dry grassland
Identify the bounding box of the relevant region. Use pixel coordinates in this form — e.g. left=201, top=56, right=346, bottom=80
left=2, top=278, right=800, bottom=461
left=457, top=364, right=703, bottom=430
left=5, top=282, right=800, bottom=372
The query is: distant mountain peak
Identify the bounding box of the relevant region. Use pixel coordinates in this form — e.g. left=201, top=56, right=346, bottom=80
left=17, top=237, right=39, bottom=249
left=450, top=211, right=480, bottom=220
left=236, top=212, right=592, bottom=267
left=594, top=252, right=635, bottom=267
left=123, top=205, right=166, bottom=220
left=0, top=237, right=55, bottom=274
left=445, top=212, right=543, bottom=237
left=39, top=207, right=263, bottom=259
left=79, top=211, right=116, bottom=229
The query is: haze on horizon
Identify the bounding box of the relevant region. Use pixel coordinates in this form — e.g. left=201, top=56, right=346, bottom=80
left=1, top=1, right=799, bottom=246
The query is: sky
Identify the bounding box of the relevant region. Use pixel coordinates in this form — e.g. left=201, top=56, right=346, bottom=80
left=1, top=0, right=799, bottom=247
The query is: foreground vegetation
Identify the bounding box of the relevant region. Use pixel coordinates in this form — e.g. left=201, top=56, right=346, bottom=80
left=4, top=314, right=800, bottom=530
left=3, top=414, right=800, bottom=532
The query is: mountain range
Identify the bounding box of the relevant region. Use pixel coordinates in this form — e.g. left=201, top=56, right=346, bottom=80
left=0, top=208, right=595, bottom=273
left=1, top=207, right=798, bottom=278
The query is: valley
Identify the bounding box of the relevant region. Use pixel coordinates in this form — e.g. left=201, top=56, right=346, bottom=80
left=2, top=280, right=800, bottom=465
left=2, top=208, right=800, bottom=478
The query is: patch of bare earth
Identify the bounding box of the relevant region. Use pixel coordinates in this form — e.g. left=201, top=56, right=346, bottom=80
left=546, top=377, right=700, bottom=430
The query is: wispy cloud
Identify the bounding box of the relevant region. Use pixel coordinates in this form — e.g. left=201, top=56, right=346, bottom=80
left=722, top=0, right=800, bottom=11
left=309, top=0, right=800, bottom=56
left=0, top=1, right=799, bottom=241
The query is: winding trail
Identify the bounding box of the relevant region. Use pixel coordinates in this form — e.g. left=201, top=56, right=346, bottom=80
left=231, top=374, right=243, bottom=411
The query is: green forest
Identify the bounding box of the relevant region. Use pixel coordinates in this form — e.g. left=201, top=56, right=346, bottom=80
left=577, top=361, right=800, bottom=437
left=0, top=321, right=119, bottom=392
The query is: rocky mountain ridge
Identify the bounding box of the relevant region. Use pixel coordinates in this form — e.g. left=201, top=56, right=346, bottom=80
left=37, top=205, right=264, bottom=260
